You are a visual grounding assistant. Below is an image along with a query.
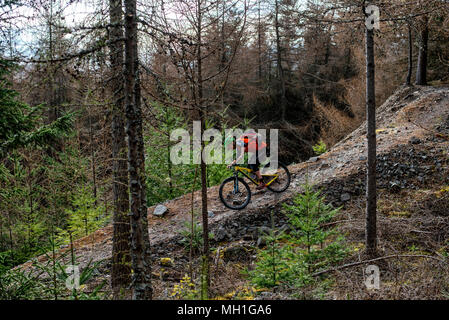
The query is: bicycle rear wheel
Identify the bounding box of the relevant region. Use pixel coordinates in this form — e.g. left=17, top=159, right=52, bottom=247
left=219, top=176, right=251, bottom=210
left=261, top=161, right=291, bottom=193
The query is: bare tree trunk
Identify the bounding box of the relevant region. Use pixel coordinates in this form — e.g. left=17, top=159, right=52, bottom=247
left=324, top=11, right=335, bottom=66
left=365, top=20, right=377, bottom=256
left=200, top=110, right=210, bottom=300
left=197, top=0, right=210, bottom=300
left=48, top=0, right=55, bottom=123
left=9, top=226, right=13, bottom=260
left=165, top=107, right=174, bottom=198
left=406, top=21, right=413, bottom=85
left=109, top=0, right=132, bottom=299
left=27, top=167, right=33, bottom=252
left=220, top=0, right=226, bottom=71
left=415, top=15, right=428, bottom=85
left=51, top=230, right=57, bottom=300
left=124, top=0, right=152, bottom=300
left=89, top=114, right=98, bottom=205
left=274, top=0, right=286, bottom=121
left=258, top=0, right=262, bottom=81
left=189, top=165, right=199, bottom=278
left=0, top=221, right=3, bottom=249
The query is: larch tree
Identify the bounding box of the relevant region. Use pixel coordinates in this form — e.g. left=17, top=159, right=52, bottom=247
left=145, top=0, right=247, bottom=299
left=274, top=0, right=287, bottom=121
left=364, top=1, right=377, bottom=256
left=406, top=19, right=413, bottom=85
left=123, top=0, right=152, bottom=300
left=415, top=14, right=429, bottom=85
left=109, top=0, right=132, bottom=299
left=196, top=0, right=210, bottom=299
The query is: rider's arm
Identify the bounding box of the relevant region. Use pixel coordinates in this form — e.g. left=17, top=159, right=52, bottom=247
left=228, top=150, right=244, bottom=167
left=235, top=151, right=244, bottom=163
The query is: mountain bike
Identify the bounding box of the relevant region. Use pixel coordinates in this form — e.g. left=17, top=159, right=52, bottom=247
left=219, top=161, right=291, bottom=210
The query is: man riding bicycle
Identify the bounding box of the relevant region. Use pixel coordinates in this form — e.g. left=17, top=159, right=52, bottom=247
left=225, top=132, right=268, bottom=190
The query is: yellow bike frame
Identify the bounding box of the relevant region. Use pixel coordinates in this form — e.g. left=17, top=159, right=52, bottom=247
left=234, top=166, right=279, bottom=186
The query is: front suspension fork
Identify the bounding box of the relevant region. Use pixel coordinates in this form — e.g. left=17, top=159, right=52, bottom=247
left=233, top=173, right=239, bottom=193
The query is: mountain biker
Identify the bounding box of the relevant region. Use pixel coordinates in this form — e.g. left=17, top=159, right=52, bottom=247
left=225, top=132, right=268, bottom=190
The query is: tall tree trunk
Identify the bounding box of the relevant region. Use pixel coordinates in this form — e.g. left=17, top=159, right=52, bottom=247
left=200, top=109, right=210, bottom=300
left=258, top=0, right=262, bottom=81
left=160, top=65, right=174, bottom=198
left=51, top=229, right=57, bottom=300
left=365, top=18, right=377, bottom=256
left=9, top=225, right=13, bottom=262
left=48, top=0, right=55, bottom=123
left=109, top=0, right=132, bottom=299
left=324, top=11, right=335, bottom=66
left=220, top=0, right=226, bottom=71
left=406, top=22, right=413, bottom=85
left=0, top=221, right=3, bottom=250
left=416, top=15, right=429, bottom=85
left=124, top=0, right=152, bottom=300
left=165, top=108, right=174, bottom=198
left=27, top=168, right=33, bottom=251
left=197, top=0, right=210, bottom=300
left=89, top=114, right=98, bottom=205
left=274, top=0, right=286, bottom=121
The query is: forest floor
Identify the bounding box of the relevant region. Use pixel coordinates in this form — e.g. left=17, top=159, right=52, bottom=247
left=19, top=85, right=449, bottom=300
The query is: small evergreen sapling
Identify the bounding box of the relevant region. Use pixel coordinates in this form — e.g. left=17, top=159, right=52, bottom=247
left=249, top=211, right=291, bottom=288
left=283, top=184, right=347, bottom=285
left=249, top=183, right=348, bottom=293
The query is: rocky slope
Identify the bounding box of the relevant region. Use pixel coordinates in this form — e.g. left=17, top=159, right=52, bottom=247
left=20, top=85, right=449, bottom=299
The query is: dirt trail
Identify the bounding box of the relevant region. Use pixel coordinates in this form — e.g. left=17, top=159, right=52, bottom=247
left=20, top=85, right=449, bottom=288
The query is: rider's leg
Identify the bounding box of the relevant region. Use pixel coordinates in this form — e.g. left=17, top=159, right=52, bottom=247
left=250, top=154, right=266, bottom=189
left=248, top=162, right=260, bottom=180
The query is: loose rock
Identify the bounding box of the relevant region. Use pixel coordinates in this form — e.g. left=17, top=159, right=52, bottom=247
left=153, top=204, right=168, bottom=216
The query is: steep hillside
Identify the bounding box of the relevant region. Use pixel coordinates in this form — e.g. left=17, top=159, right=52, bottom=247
left=20, top=85, right=449, bottom=299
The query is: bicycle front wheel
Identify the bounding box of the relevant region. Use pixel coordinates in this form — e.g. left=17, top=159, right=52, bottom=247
left=261, top=161, right=291, bottom=193
left=219, top=177, right=251, bottom=210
